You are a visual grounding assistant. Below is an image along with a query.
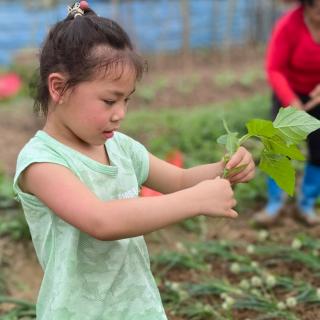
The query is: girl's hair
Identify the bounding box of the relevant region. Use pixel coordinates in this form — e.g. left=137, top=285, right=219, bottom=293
left=33, top=3, right=146, bottom=116
left=299, top=0, right=315, bottom=5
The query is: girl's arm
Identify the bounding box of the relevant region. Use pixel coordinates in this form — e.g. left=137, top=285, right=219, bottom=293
left=145, top=146, right=255, bottom=194
left=20, top=162, right=237, bottom=241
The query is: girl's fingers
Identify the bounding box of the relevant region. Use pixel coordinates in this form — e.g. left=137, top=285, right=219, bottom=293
left=227, top=209, right=238, bottom=218
left=228, top=163, right=255, bottom=183
left=226, top=147, right=248, bottom=169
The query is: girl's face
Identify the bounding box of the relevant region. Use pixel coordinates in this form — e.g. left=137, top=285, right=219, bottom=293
left=55, top=65, right=136, bottom=147
left=305, top=0, right=320, bottom=24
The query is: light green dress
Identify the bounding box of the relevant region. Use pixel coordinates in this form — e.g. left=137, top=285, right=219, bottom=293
left=13, top=130, right=167, bottom=320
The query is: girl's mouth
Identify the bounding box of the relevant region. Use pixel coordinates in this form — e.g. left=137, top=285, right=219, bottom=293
left=102, top=131, right=114, bottom=139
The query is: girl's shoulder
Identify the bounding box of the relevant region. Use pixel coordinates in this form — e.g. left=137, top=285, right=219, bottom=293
left=16, top=131, right=68, bottom=164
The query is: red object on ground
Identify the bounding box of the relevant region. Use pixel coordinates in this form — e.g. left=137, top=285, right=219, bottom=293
left=140, top=149, right=184, bottom=197
left=0, top=73, right=22, bottom=99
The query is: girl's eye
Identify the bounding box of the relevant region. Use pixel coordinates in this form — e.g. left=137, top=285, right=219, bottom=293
left=104, top=100, right=116, bottom=106
left=125, top=98, right=131, bottom=104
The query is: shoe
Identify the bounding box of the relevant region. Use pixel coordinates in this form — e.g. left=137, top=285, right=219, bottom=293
left=252, top=209, right=281, bottom=228
left=293, top=207, right=320, bottom=227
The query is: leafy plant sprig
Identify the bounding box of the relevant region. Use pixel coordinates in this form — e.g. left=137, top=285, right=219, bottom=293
left=217, top=107, right=320, bottom=195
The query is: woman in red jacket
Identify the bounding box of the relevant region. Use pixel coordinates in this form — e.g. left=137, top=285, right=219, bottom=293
left=254, top=0, right=320, bottom=227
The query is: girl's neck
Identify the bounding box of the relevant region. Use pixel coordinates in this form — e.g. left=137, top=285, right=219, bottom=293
left=43, top=124, right=110, bottom=165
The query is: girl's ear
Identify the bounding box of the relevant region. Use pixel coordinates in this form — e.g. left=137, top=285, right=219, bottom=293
left=48, top=73, right=67, bottom=104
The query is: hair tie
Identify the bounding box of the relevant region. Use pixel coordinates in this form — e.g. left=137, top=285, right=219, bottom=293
left=68, top=2, right=88, bottom=18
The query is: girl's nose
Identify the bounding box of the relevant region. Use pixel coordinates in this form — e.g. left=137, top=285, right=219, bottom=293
left=111, top=103, right=126, bottom=122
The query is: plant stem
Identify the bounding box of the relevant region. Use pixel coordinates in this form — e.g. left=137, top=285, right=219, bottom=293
left=238, top=133, right=251, bottom=145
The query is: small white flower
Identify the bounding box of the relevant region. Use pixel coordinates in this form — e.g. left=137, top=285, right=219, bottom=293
left=247, top=245, right=255, bottom=254
left=178, top=290, right=189, bottom=301
left=220, top=292, right=228, bottom=299
left=175, top=242, right=185, bottom=252
left=250, top=288, right=261, bottom=296
left=265, top=274, right=276, bottom=288
left=203, top=304, right=213, bottom=313
left=234, top=288, right=243, bottom=295
left=190, top=247, right=198, bottom=255
left=230, top=262, right=241, bottom=274
left=316, top=288, right=320, bottom=299
left=171, top=282, right=180, bottom=291
left=222, top=302, right=230, bottom=310
left=239, top=279, right=250, bottom=290
left=312, top=249, right=319, bottom=257
left=258, top=230, right=269, bottom=241
left=291, top=238, right=302, bottom=249
left=250, top=261, right=259, bottom=269
left=286, top=297, right=297, bottom=308
left=277, top=302, right=286, bottom=310
left=251, top=276, right=262, bottom=287
left=225, top=296, right=235, bottom=305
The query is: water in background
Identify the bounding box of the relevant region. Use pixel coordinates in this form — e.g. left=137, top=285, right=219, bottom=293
left=0, top=0, right=282, bottom=66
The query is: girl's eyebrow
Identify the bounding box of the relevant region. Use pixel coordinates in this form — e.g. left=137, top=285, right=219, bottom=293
left=109, top=88, right=136, bottom=97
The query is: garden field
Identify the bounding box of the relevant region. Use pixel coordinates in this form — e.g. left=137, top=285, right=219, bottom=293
left=1, top=48, right=320, bottom=320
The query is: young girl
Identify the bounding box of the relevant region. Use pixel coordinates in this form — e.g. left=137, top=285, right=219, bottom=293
left=14, top=2, right=255, bottom=319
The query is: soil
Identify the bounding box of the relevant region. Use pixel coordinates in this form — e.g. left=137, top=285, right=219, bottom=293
left=2, top=47, right=318, bottom=319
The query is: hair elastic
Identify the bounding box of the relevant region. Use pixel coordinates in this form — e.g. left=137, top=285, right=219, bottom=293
left=68, top=2, right=84, bottom=18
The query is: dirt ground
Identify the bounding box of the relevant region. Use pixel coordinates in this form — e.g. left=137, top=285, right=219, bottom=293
left=3, top=47, right=316, bottom=318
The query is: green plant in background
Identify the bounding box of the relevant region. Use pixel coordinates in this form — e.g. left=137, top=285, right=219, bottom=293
left=136, top=76, right=168, bottom=103
left=239, top=69, right=264, bottom=87
left=214, top=71, right=237, bottom=88
left=152, top=232, right=320, bottom=319
left=218, top=107, right=320, bottom=195
left=0, top=170, right=16, bottom=210
left=0, top=213, right=31, bottom=241
left=0, top=296, right=36, bottom=320
left=176, top=74, right=200, bottom=94
left=0, top=169, right=30, bottom=241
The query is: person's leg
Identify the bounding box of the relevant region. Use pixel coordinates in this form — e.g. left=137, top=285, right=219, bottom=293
left=266, top=177, right=285, bottom=215
left=298, top=163, right=320, bottom=215
left=295, top=98, right=320, bottom=225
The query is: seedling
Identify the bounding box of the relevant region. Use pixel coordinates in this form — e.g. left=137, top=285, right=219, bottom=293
left=217, top=107, right=320, bottom=195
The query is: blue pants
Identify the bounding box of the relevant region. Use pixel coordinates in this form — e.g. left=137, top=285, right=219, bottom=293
left=266, top=163, right=320, bottom=216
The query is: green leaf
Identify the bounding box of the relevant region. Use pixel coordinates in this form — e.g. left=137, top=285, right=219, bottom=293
left=225, top=132, right=239, bottom=155
left=246, top=119, right=276, bottom=138
left=273, top=107, right=320, bottom=145
left=259, top=152, right=295, bottom=196
left=217, top=134, right=227, bottom=145
left=217, top=120, right=239, bottom=157
left=262, top=136, right=305, bottom=161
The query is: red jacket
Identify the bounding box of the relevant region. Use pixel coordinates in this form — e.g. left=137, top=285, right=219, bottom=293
left=266, top=5, right=320, bottom=106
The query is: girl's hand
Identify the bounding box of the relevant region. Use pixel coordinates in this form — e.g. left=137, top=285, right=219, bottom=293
left=225, top=146, right=255, bottom=184
left=194, top=178, right=238, bottom=218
